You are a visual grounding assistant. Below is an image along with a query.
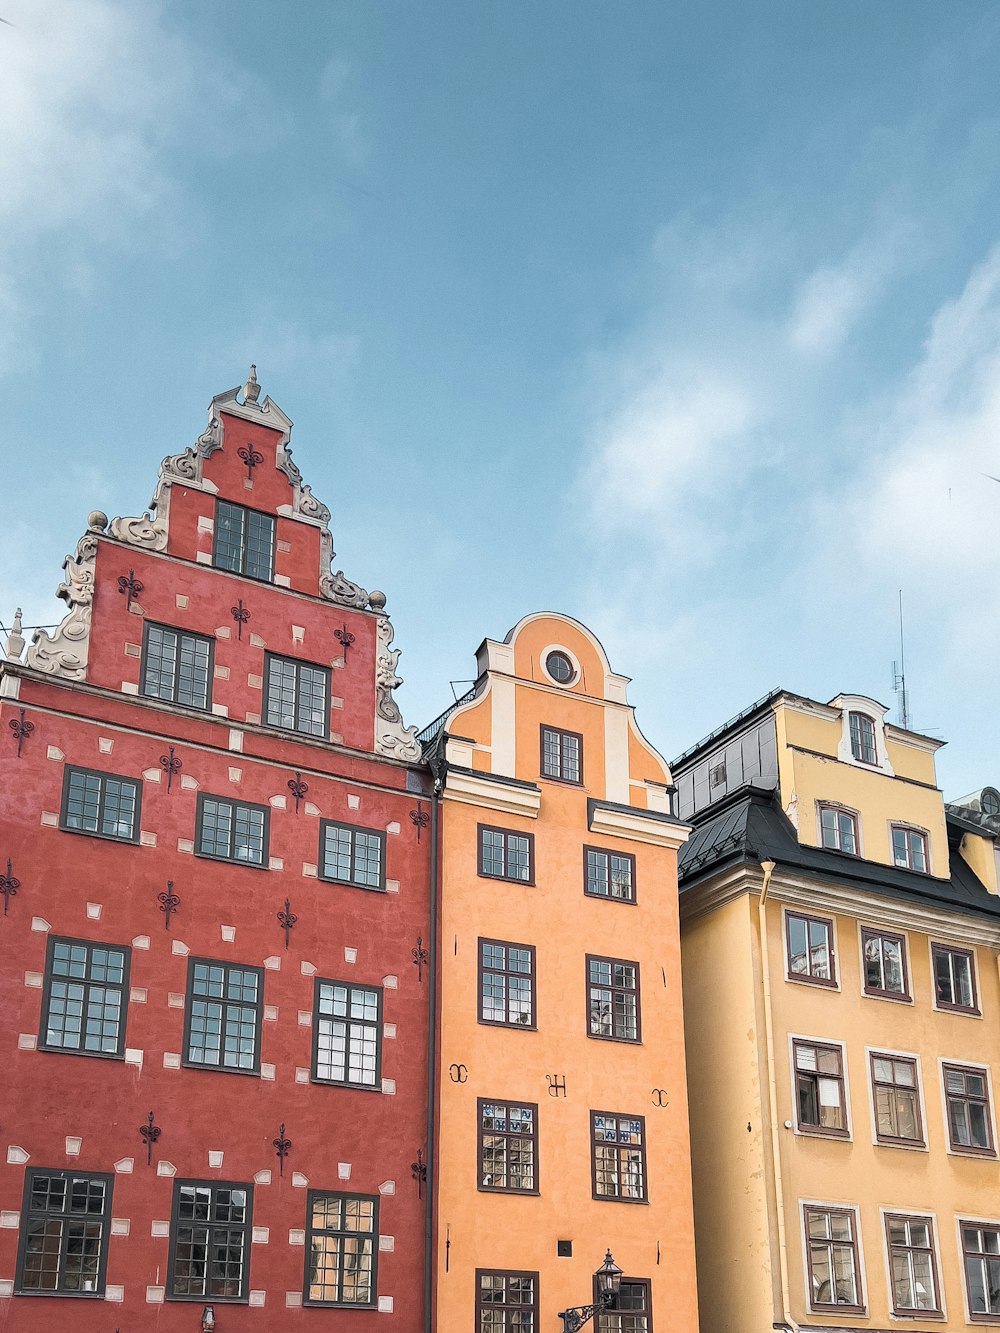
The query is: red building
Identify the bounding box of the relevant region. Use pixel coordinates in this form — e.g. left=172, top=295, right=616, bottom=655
left=0, top=370, right=432, bottom=1329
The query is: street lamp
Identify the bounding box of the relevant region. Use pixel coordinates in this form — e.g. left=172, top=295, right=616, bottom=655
left=558, top=1250, right=623, bottom=1331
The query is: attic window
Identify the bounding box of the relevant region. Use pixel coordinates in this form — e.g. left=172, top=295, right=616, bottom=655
left=710, top=762, right=726, bottom=789
left=848, top=712, right=878, bottom=766
left=982, top=789, right=1000, bottom=817
left=544, top=650, right=575, bottom=685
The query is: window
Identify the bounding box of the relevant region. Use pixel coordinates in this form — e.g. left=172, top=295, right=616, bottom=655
left=793, top=1039, right=848, bottom=1136
left=587, top=955, right=640, bottom=1042
left=591, top=1112, right=647, bottom=1203
left=786, top=912, right=836, bottom=986
left=584, top=847, right=636, bottom=902
left=183, top=959, right=263, bottom=1074
left=804, top=1205, right=863, bottom=1313
left=313, top=980, right=381, bottom=1088
left=141, top=623, right=212, bottom=710
left=60, top=766, right=141, bottom=843
left=849, top=711, right=877, bottom=765
left=196, top=795, right=268, bottom=867
left=475, top=1270, right=537, bottom=1331
left=304, top=1193, right=378, bottom=1307
left=944, top=1063, right=995, bottom=1155
left=862, top=928, right=909, bottom=1000
left=213, top=500, right=275, bottom=582
left=961, top=1221, right=1000, bottom=1320
left=479, top=938, right=535, bottom=1028
left=40, top=937, right=130, bottom=1058
left=15, top=1170, right=112, bottom=1296
left=169, top=1180, right=252, bottom=1301
left=264, top=653, right=330, bottom=738
left=885, top=1214, right=941, bottom=1315
left=478, top=824, right=534, bottom=884
left=540, top=725, right=583, bottom=784
left=819, top=803, right=858, bottom=855
left=478, top=1099, right=538, bottom=1193
left=892, top=824, right=928, bottom=873
left=545, top=650, right=575, bottom=684
left=932, top=943, right=978, bottom=1013
left=870, top=1053, right=923, bottom=1146
left=319, top=821, right=386, bottom=891
left=597, top=1278, right=652, bottom=1332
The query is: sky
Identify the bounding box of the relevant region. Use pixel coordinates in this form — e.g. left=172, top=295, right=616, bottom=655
left=2, top=1, right=1000, bottom=798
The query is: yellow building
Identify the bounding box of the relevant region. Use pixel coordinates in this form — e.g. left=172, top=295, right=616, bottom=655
left=421, top=613, right=699, bottom=1332
left=675, top=689, right=1000, bottom=1332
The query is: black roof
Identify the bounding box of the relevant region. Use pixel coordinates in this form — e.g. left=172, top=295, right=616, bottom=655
left=679, top=787, right=1000, bottom=923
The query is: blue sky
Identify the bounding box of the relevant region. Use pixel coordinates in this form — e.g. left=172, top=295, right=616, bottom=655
left=3, top=1, right=1000, bottom=797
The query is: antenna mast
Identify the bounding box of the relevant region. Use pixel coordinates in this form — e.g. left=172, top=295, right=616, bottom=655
left=891, top=590, right=910, bottom=730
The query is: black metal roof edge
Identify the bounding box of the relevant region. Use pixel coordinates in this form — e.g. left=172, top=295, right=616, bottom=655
left=946, top=803, right=1000, bottom=838
left=670, top=687, right=784, bottom=768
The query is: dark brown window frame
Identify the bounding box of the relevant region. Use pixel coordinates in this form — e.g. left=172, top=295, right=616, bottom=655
left=474, top=1269, right=539, bottom=1328
left=817, top=801, right=859, bottom=855
left=212, top=498, right=276, bottom=584
left=883, top=1211, right=943, bottom=1317
left=477, top=823, right=535, bottom=885
left=583, top=845, right=637, bottom=904
left=793, top=1038, right=849, bottom=1138
left=14, top=1168, right=114, bottom=1298
left=785, top=910, right=837, bottom=987
left=943, top=1061, right=996, bottom=1157
left=960, top=1219, right=1000, bottom=1322
left=140, top=621, right=215, bottom=712
left=477, top=1097, right=539, bottom=1195
left=595, top=1275, right=653, bottom=1331
left=167, top=1178, right=253, bottom=1303
left=804, top=1203, right=865, bottom=1315
left=262, top=651, right=331, bottom=739
left=861, top=926, right=911, bottom=1002
left=870, top=1051, right=924, bottom=1147
left=848, top=710, right=878, bottom=766
left=539, top=724, right=584, bottom=786
left=59, top=765, right=142, bottom=845
left=891, top=822, right=930, bottom=874
left=586, top=953, right=641, bottom=1044
left=319, top=819, right=387, bottom=892
left=39, top=936, right=132, bottom=1061
left=195, top=793, right=270, bottom=869
left=302, top=1191, right=379, bottom=1308
left=931, top=943, right=979, bottom=1015
left=478, top=937, right=536, bottom=1030
left=590, top=1109, right=648, bottom=1204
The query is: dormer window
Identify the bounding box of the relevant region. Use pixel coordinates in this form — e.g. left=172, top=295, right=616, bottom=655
left=848, top=712, right=877, bottom=766
left=892, top=824, right=928, bottom=874
left=213, top=500, right=275, bottom=582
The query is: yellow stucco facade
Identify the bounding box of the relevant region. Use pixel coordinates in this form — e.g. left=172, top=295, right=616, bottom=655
left=678, top=690, right=1000, bottom=1332
left=430, top=612, right=699, bottom=1332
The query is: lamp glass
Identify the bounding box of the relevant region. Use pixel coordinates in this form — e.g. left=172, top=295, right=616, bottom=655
left=596, top=1249, right=622, bottom=1297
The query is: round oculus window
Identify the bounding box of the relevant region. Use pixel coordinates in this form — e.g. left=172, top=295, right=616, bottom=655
left=545, top=650, right=575, bottom=684
left=982, top=788, right=1000, bottom=816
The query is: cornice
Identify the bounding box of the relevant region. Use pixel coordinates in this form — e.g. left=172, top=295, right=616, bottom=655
left=587, top=798, right=691, bottom=851
left=442, top=766, right=541, bottom=819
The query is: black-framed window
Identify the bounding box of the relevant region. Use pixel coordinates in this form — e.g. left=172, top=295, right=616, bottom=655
left=479, top=938, right=535, bottom=1028
left=597, top=1277, right=653, bottom=1332
left=169, top=1180, right=252, bottom=1302
left=862, top=927, right=909, bottom=1000
left=319, top=820, right=386, bottom=891
left=478, top=1098, right=538, bottom=1193
left=587, top=955, right=640, bottom=1042
left=961, top=1220, right=1000, bottom=1320
left=932, top=943, right=978, bottom=1013
left=313, top=979, right=382, bottom=1088
left=849, top=711, right=878, bottom=765
left=264, top=653, right=330, bottom=738
left=478, top=824, right=534, bottom=884
left=584, top=846, right=636, bottom=902
left=60, top=766, right=141, bottom=843
left=475, top=1270, right=538, bottom=1331
left=15, top=1170, right=113, bottom=1297
left=540, top=725, right=582, bottom=783
left=183, top=959, right=263, bottom=1074
left=213, top=500, right=275, bottom=582
left=944, top=1062, right=995, bottom=1155
left=40, top=937, right=130, bottom=1059
left=591, top=1111, right=647, bottom=1203
left=196, top=795, right=269, bottom=867
left=304, top=1193, right=378, bottom=1308
left=141, top=622, right=213, bottom=710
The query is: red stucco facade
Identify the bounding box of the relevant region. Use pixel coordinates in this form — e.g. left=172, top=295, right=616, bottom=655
left=0, top=377, right=431, bottom=1329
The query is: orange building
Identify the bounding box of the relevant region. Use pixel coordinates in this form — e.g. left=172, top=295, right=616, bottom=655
left=420, top=613, right=699, bottom=1332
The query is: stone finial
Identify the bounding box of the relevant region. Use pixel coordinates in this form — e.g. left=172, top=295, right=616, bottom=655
left=5, top=608, right=25, bottom=661
left=244, top=365, right=261, bottom=405
left=368, top=590, right=387, bottom=612
left=88, top=511, right=109, bottom=532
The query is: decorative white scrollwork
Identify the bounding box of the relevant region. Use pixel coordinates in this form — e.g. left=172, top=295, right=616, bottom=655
left=374, top=614, right=421, bottom=760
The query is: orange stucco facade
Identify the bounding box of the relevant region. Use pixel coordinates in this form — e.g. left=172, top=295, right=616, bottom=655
left=428, top=613, right=699, bottom=1331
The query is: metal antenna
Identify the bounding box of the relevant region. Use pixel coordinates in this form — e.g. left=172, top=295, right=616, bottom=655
left=891, top=590, right=910, bottom=730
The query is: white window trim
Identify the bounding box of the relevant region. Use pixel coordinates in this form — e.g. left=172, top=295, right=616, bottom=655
left=936, top=1056, right=998, bottom=1159
left=834, top=695, right=895, bottom=776
left=539, top=642, right=581, bottom=688
left=788, top=1031, right=853, bottom=1140
left=879, top=1205, right=946, bottom=1322
left=816, top=799, right=864, bottom=857
left=798, top=1197, right=868, bottom=1318
left=953, top=1213, right=1000, bottom=1327
left=856, top=920, right=912, bottom=1005
left=863, top=1045, right=928, bottom=1153
left=782, top=905, right=841, bottom=993
left=927, top=939, right=981, bottom=1019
